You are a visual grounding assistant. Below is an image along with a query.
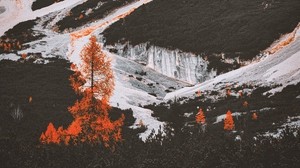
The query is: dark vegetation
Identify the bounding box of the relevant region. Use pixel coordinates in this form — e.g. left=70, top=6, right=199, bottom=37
left=146, top=83, right=300, bottom=137
left=1, top=123, right=300, bottom=167
left=32, top=0, right=65, bottom=11
left=103, top=0, right=300, bottom=72
left=56, top=0, right=135, bottom=31
left=0, top=60, right=299, bottom=167
left=0, top=19, right=45, bottom=54
left=0, top=59, right=136, bottom=143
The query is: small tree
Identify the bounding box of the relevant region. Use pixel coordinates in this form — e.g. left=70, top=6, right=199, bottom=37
left=226, top=89, right=231, bottom=97
left=252, top=112, right=258, bottom=120
left=224, top=110, right=235, bottom=131
left=40, top=122, right=60, bottom=144
left=196, top=108, right=206, bottom=124
left=196, top=90, right=201, bottom=97
left=243, top=101, right=249, bottom=108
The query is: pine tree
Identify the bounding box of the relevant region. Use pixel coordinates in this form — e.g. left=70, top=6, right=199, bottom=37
left=196, top=108, right=206, bottom=124
left=40, top=36, right=124, bottom=148
left=80, top=35, right=115, bottom=101
left=68, top=35, right=124, bottom=147
left=226, top=89, right=231, bottom=97
left=252, top=112, right=258, bottom=120
left=243, top=101, right=249, bottom=108
left=196, top=90, right=201, bottom=97
left=224, top=110, right=235, bottom=131
left=40, top=122, right=60, bottom=144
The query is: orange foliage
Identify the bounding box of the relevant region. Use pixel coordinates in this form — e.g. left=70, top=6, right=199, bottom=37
left=69, top=64, right=86, bottom=94
left=224, top=110, right=235, bottom=131
left=243, top=101, right=249, bottom=108
left=40, top=122, right=60, bottom=144
left=196, top=108, right=206, bottom=124
left=267, top=24, right=300, bottom=54
left=196, top=90, right=201, bottom=97
left=80, top=36, right=115, bottom=100
left=21, top=53, right=27, bottom=59
left=226, top=89, right=231, bottom=97
left=41, top=36, right=124, bottom=148
left=239, top=91, right=243, bottom=98
left=0, top=40, right=22, bottom=52
left=79, top=14, right=84, bottom=20
left=252, top=112, right=258, bottom=120
left=66, top=118, right=82, bottom=136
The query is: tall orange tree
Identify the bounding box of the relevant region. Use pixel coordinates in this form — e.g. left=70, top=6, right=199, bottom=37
left=224, top=110, right=235, bottom=131
left=41, top=36, right=124, bottom=148
left=68, top=35, right=124, bottom=147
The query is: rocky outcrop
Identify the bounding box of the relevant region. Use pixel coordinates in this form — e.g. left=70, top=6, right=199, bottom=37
left=108, top=43, right=217, bottom=84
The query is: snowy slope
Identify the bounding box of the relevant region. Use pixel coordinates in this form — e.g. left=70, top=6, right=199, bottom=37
left=64, top=0, right=180, bottom=140
left=0, top=0, right=85, bottom=36
left=165, top=24, right=300, bottom=100
left=1, top=0, right=300, bottom=140
left=2, top=0, right=183, bottom=140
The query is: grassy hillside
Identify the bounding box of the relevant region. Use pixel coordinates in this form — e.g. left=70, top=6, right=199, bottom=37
left=103, top=0, right=300, bottom=60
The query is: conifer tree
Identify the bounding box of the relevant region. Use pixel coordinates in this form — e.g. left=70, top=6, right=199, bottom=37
left=40, top=122, right=60, bottom=144
left=68, top=35, right=124, bottom=147
left=196, top=108, right=206, bottom=124
left=224, top=110, right=235, bottom=131
left=40, top=36, right=124, bottom=148
left=252, top=112, right=258, bottom=120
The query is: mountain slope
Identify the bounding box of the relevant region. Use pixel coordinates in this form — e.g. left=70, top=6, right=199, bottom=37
left=165, top=24, right=300, bottom=100
left=0, top=0, right=84, bottom=36
left=1, top=0, right=185, bottom=140
left=103, top=0, right=300, bottom=59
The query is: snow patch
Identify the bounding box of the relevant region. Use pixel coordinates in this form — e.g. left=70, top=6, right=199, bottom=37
left=0, top=0, right=85, bottom=36
left=264, top=116, right=300, bottom=138
left=0, top=53, right=19, bottom=61
left=213, top=112, right=245, bottom=124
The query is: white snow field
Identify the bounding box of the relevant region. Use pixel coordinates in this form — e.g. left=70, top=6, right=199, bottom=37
left=0, top=0, right=85, bottom=36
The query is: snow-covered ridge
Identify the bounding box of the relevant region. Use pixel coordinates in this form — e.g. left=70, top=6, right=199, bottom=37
left=0, top=0, right=85, bottom=36
left=266, top=23, right=300, bottom=55
left=165, top=23, right=300, bottom=100
left=106, top=43, right=217, bottom=84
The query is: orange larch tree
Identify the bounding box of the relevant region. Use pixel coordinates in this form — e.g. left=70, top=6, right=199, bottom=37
left=243, top=101, right=249, bottom=108
left=40, top=122, right=60, bottom=144
left=40, top=35, right=124, bottom=148
left=69, top=64, right=86, bottom=94
left=196, top=108, right=206, bottom=124
left=226, top=89, right=231, bottom=97
left=196, top=90, right=201, bottom=97
left=224, top=110, right=235, bottom=131
left=67, top=35, right=124, bottom=147
left=252, top=112, right=258, bottom=120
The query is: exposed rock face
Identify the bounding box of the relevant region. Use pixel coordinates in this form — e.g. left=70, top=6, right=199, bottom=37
left=108, top=43, right=217, bottom=84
